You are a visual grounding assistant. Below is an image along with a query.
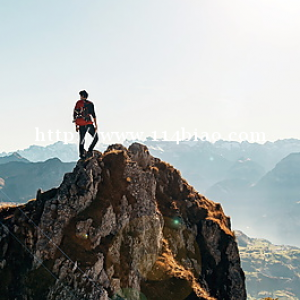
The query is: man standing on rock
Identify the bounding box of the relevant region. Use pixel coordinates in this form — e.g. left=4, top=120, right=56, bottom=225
left=73, top=90, right=99, bottom=159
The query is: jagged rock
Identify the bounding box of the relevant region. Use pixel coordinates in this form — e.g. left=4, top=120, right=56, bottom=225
left=0, top=143, right=246, bottom=300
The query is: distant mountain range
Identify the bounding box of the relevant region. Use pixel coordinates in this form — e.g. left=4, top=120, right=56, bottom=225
left=206, top=152, right=300, bottom=247
left=2, top=138, right=300, bottom=169
left=0, top=141, right=110, bottom=162
left=1, top=142, right=80, bottom=162
left=0, top=158, right=75, bottom=203
left=236, top=230, right=300, bottom=300
left=0, top=152, right=29, bottom=165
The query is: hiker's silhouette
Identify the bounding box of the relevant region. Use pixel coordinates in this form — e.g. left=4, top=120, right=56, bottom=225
left=73, top=90, right=99, bottom=159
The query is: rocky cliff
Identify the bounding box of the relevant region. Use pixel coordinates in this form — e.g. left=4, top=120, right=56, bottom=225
left=0, top=142, right=246, bottom=300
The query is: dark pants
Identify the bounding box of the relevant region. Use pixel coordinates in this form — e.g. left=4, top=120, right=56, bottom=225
left=79, top=124, right=99, bottom=157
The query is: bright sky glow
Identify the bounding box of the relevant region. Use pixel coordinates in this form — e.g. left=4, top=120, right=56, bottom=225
left=1, top=0, right=300, bottom=151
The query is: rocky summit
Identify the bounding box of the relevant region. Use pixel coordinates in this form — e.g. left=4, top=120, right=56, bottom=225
left=0, top=142, right=246, bottom=300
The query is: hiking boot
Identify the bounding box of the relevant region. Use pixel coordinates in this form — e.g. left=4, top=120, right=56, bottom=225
left=86, top=150, right=94, bottom=159
left=80, top=150, right=87, bottom=160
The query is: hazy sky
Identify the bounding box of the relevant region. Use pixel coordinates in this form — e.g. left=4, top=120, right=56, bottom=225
left=1, top=0, right=300, bottom=152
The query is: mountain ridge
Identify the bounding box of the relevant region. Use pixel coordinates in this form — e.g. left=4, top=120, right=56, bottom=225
left=0, top=142, right=246, bottom=300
